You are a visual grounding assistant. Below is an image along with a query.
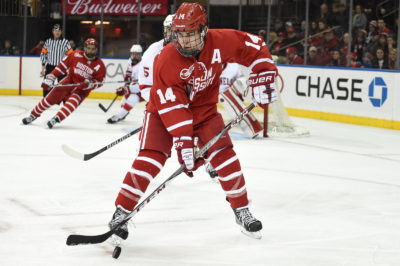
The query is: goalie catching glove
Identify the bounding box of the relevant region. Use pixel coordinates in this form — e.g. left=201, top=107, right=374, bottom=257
left=174, top=136, right=204, bottom=177
left=41, top=74, right=56, bottom=91
left=248, top=71, right=277, bottom=109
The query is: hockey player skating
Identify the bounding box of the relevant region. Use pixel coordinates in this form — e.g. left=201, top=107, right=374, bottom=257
left=108, top=2, right=278, bottom=244
left=107, top=44, right=143, bottom=124
left=22, top=38, right=106, bottom=128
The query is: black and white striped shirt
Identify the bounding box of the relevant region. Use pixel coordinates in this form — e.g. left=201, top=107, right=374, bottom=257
left=40, top=38, right=72, bottom=66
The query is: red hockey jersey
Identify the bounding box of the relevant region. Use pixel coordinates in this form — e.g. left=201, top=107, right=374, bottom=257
left=147, top=29, right=277, bottom=137
left=52, top=50, right=106, bottom=89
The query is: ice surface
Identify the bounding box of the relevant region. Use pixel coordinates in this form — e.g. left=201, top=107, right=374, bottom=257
left=1, top=95, right=400, bottom=266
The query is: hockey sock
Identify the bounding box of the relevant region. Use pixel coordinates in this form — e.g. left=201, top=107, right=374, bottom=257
left=122, top=103, right=133, bottom=112
left=115, top=150, right=167, bottom=211
left=31, top=97, right=53, bottom=117
left=56, top=93, right=82, bottom=121
left=209, top=147, right=248, bottom=209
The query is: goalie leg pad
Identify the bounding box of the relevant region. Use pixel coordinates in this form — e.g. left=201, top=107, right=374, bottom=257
left=115, top=150, right=167, bottom=211
left=220, top=87, right=262, bottom=138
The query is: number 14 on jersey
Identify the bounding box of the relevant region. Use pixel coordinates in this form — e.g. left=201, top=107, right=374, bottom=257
left=157, top=88, right=176, bottom=104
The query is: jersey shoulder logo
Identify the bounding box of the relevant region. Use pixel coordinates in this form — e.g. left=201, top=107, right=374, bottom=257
left=75, top=53, right=83, bottom=58
left=94, top=64, right=100, bottom=71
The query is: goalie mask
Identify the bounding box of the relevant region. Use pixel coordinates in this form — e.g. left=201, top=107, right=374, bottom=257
left=84, top=38, right=98, bottom=59
left=129, top=44, right=142, bottom=64
left=172, top=2, right=208, bottom=57
left=163, top=14, right=174, bottom=45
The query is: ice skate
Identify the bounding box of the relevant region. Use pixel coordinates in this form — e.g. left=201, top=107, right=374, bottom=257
left=22, top=114, right=37, bottom=125
left=233, top=207, right=262, bottom=239
left=205, top=162, right=218, bottom=183
left=108, top=206, right=130, bottom=242
left=47, top=116, right=60, bottom=129
left=107, top=112, right=129, bottom=124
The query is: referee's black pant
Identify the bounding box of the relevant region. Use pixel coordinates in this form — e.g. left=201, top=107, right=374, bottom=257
left=43, top=65, right=67, bottom=98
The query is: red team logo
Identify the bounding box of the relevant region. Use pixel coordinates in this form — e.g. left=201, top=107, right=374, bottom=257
left=181, top=61, right=216, bottom=100
left=179, top=63, right=195, bottom=79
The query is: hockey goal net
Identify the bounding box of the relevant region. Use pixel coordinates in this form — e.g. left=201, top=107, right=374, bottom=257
left=220, top=66, right=310, bottom=138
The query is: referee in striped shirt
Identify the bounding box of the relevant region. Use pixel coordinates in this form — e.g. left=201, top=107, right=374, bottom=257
left=40, top=24, right=73, bottom=97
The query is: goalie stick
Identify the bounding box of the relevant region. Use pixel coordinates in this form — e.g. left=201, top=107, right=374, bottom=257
left=98, top=94, right=118, bottom=113
left=62, top=127, right=143, bottom=161
left=66, top=102, right=255, bottom=246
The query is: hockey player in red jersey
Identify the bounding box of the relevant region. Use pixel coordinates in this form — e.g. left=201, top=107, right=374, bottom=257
left=22, top=38, right=106, bottom=128
left=108, top=44, right=143, bottom=124
left=108, top=2, right=278, bottom=241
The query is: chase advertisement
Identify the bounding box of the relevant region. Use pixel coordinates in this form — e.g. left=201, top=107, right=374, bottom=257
left=278, top=66, right=400, bottom=122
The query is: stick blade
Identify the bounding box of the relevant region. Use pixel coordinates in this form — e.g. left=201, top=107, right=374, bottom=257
left=61, top=144, right=84, bottom=161
left=66, top=231, right=113, bottom=246
left=98, top=103, right=107, bottom=112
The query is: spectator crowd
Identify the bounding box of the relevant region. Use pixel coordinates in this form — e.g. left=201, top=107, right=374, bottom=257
left=1, top=1, right=398, bottom=70
left=262, top=1, right=398, bottom=69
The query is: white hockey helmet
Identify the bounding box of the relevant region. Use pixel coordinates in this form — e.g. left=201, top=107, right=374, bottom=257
left=163, top=14, right=175, bottom=44
left=163, top=14, right=174, bottom=28
left=130, top=44, right=143, bottom=53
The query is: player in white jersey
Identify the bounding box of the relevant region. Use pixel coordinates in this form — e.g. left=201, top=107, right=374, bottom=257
left=138, top=14, right=174, bottom=101
left=107, top=44, right=143, bottom=124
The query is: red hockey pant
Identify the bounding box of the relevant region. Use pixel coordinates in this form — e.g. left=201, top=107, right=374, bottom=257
left=115, top=111, right=249, bottom=210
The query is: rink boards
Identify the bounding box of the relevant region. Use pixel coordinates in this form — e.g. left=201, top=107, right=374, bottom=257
left=0, top=55, right=399, bottom=130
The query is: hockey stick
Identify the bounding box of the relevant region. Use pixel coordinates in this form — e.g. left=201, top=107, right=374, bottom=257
left=98, top=94, right=118, bottom=112
left=66, top=103, right=256, bottom=246
left=61, top=127, right=143, bottom=161
left=51, top=80, right=137, bottom=88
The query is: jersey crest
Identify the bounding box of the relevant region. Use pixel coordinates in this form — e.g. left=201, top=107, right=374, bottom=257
left=182, top=61, right=216, bottom=100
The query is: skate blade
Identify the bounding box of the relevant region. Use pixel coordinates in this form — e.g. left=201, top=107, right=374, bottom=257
left=210, top=177, right=220, bottom=184
left=239, top=227, right=262, bottom=239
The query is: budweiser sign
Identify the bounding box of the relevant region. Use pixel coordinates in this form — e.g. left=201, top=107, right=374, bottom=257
left=64, top=0, right=168, bottom=16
